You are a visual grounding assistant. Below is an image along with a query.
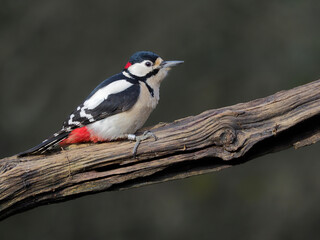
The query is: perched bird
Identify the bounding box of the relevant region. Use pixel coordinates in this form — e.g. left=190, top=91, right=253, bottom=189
left=18, top=51, right=183, bottom=157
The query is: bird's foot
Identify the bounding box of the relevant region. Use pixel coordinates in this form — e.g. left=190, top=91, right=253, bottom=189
left=128, top=131, right=158, bottom=157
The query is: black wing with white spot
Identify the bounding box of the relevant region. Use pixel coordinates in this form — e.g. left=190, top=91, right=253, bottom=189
left=63, top=73, right=140, bottom=130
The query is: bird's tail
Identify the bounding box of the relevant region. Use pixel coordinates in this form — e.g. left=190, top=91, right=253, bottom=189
left=17, top=130, right=69, bottom=157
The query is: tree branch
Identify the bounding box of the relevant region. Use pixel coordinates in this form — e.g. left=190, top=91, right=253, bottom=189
left=1, top=79, right=320, bottom=220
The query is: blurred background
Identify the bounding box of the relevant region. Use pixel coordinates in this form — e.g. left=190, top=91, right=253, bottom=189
left=1, top=0, right=320, bottom=239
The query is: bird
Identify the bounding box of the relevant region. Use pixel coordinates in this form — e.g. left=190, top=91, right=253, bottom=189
left=18, top=51, right=184, bottom=157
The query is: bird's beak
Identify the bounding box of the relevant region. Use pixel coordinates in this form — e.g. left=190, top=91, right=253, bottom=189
left=159, top=60, right=184, bottom=69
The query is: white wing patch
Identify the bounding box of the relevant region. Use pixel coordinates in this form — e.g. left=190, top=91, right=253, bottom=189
left=80, top=108, right=94, bottom=122
left=83, top=80, right=133, bottom=109
left=65, top=79, right=134, bottom=127
left=68, top=114, right=81, bottom=126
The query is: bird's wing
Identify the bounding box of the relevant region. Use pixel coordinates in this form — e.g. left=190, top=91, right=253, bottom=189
left=63, top=73, right=140, bottom=130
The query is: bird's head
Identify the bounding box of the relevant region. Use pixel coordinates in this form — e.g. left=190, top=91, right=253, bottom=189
left=124, top=51, right=183, bottom=85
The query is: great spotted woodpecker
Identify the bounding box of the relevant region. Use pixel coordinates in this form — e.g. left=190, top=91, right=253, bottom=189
left=18, top=51, right=183, bottom=157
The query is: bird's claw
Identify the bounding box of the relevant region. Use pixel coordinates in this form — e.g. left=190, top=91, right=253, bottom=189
left=131, top=131, right=158, bottom=157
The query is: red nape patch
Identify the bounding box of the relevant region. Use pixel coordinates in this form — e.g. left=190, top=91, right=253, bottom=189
left=124, top=62, right=132, bottom=69
left=60, top=127, right=103, bottom=146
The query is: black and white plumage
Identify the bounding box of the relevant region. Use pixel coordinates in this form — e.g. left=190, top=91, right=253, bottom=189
left=18, top=51, right=183, bottom=157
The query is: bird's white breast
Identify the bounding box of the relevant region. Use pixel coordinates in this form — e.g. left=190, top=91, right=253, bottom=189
left=87, top=83, right=159, bottom=139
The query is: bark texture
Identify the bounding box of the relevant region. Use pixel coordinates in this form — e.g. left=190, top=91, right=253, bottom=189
left=1, top=79, right=320, bottom=221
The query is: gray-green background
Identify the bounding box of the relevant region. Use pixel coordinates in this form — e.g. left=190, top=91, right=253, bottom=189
left=1, top=0, right=320, bottom=239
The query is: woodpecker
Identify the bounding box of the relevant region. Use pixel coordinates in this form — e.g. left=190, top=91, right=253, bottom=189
left=18, top=51, right=183, bottom=157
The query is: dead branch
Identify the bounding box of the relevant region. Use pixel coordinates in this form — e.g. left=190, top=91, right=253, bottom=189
left=1, top=79, right=320, bottom=221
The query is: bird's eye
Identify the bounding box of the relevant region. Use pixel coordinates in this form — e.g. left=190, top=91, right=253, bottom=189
left=145, top=61, right=152, bottom=67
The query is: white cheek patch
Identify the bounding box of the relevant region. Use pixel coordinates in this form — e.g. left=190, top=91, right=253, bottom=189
left=83, top=80, right=133, bottom=109
left=128, top=61, right=153, bottom=77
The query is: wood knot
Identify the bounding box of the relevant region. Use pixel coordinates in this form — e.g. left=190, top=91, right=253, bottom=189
left=211, top=127, right=237, bottom=147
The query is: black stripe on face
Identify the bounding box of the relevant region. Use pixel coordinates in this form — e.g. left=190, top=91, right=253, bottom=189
left=125, top=68, right=160, bottom=81
left=124, top=68, right=159, bottom=98
left=144, top=82, right=154, bottom=97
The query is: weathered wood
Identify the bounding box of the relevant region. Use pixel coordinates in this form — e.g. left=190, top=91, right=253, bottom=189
left=1, top=79, right=320, bottom=220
